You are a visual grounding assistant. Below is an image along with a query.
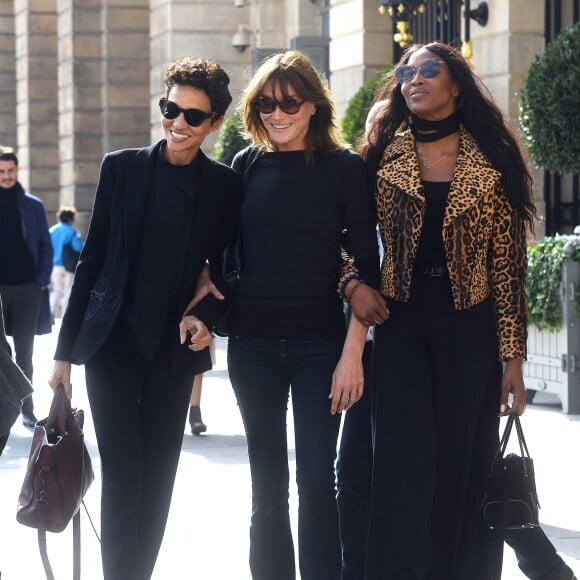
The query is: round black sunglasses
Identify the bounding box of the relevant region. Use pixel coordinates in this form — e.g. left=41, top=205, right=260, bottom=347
left=159, top=98, right=216, bottom=127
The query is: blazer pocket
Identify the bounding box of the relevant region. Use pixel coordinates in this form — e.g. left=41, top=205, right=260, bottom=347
left=72, top=279, right=122, bottom=364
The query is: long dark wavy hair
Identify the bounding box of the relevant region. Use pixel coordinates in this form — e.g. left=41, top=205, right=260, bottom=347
left=359, top=42, right=538, bottom=232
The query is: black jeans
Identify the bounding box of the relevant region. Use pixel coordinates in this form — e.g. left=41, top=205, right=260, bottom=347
left=0, top=283, right=42, bottom=415
left=228, top=336, right=343, bottom=580
left=85, top=323, right=193, bottom=580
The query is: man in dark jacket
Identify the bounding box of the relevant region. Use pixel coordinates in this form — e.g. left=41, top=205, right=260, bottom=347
left=0, top=149, right=52, bottom=428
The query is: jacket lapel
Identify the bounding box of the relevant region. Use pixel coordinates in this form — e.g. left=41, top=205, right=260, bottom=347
left=379, top=129, right=501, bottom=226
left=379, top=133, right=424, bottom=204
left=443, top=130, right=500, bottom=228
left=123, top=141, right=162, bottom=273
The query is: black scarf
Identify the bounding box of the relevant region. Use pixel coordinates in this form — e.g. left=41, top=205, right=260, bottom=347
left=410, top=112, right=460, bottom=142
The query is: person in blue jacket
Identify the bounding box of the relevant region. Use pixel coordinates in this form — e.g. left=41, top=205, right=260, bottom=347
left=0, top=149, right=52, bottom=428
left=49, top=206, right=83, bottom=318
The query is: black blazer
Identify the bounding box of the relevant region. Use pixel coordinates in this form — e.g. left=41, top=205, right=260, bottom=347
left=55, top=141, right=242, bottom=376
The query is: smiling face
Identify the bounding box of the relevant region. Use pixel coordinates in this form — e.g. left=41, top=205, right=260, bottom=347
left=161, top=84, right=222, bottom=165
left=400, top=47, right=460, bottom=121
left=259, top=82, right=316, bottom=152
left=0, top=159, right=18, bottom=189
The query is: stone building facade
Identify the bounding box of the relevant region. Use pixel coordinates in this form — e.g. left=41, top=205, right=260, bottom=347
left=0, top=0, right=575, bottom=234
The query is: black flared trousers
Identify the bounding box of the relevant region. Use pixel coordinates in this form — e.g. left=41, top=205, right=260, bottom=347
left=365, top=273, right=503, bottom=580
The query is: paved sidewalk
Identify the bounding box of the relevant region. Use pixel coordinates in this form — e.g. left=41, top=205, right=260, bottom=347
left=0, top=327, right=579, bottom=579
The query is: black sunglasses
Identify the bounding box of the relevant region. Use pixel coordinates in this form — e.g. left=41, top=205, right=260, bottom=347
left=254, top=95, right=304, bottom=115
left=159, top=98, right=216, bottom=127
left=394, top=58, right=445, bottom=84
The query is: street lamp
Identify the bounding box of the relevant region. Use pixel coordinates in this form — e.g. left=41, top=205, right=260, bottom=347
left=378, top=1, right=427, bottom=47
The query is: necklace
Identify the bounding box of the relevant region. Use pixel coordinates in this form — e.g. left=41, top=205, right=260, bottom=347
left=416, top=146, right=445, bottom=169
left=416, top=137, right=459, bottom=170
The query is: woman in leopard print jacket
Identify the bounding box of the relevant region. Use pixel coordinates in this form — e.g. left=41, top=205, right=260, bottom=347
left=340, top=42, right=538, bottom=580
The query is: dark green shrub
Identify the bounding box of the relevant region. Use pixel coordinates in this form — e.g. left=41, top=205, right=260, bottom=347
left=527, top=235, right=580, bottom=331
left=520, top=21, right=580, bottom=174
left=212, top=111, right=251, bottom=166
left=341, top=67, right=391, bottom=149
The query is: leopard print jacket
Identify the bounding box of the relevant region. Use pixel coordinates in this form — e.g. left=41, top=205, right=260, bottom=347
left=345, top=128, right=528, bottom=361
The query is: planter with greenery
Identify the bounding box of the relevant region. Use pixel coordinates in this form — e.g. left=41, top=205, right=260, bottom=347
left=524, top=234, right=580, bottom=413
left=527, top=235, right=580, bottom=332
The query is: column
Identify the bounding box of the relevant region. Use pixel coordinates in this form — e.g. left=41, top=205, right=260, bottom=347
left=0, top=0, right=16, bottom=148
left=14, top=0, right=59, bottom=213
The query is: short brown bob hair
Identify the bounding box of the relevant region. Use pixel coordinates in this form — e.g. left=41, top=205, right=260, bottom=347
left=239, top=50, right=344, bottom=155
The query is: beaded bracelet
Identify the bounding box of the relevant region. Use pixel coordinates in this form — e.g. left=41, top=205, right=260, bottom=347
left=345, top=279, right=365, bottom=303
left=337, top=272, right=360, bottom=299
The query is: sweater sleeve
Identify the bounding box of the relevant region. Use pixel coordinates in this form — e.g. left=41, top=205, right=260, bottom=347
left=340, top=151, right=380, bottom=290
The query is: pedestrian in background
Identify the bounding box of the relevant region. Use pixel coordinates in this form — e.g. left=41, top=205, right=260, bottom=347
left=48, top=57, right=242, bottom=580
left=225, top=50, right=381, bottom=580
left=342, top=41, right=537, bottom=579
left=0, top=294, right=34, bottom=456
left=49, top=206, right=83, bottom=318
left=0, top=149, right=52, bottom=429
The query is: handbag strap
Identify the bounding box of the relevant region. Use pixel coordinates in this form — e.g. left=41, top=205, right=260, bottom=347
left=493, top=413, right=534, bottom=463
left=513, top=414, right=532, bottom=459
left=46, top=384, right=68, bottom=436
left=37, top=503, right=97, bottom=580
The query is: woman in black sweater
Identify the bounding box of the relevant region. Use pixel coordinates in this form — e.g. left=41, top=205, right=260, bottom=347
left=226, top=51, right=383, bottom=580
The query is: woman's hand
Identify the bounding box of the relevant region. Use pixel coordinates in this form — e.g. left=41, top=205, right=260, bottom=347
left=48, top=360, right=72, bottom=400
left=179, top=315, right=212, bottom=352
left=182, top=264, right=224, bottom=316
left=329, top=351, right=364, bottom=415
left=329, top=315, right=368, bottom=414
left=499, top=358, right=527, bottom=416
left=347, top=280, right=389, bottom=327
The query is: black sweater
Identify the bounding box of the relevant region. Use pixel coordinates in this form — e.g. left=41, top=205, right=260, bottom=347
left=229, top=148, right=379, bottom=340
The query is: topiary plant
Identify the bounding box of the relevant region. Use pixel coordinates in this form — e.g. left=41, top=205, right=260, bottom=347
left=341, top=67, right=391, bottom=150
left=519, top=21, right=580, bottom=174
left=212, top=111, right=251, bottom=166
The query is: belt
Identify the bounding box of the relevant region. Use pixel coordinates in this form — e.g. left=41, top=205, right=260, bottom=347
left=421, top=266, right=446, bottom=277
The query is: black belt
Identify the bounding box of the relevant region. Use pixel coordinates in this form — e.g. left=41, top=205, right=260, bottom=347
left=420, top=266, right=446, bottom=277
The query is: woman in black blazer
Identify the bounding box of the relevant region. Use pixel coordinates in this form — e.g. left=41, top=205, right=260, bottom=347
left=48, top=57, right=242, bottom=580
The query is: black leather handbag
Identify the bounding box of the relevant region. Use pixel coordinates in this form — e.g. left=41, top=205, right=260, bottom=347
left=482, top=413, right=540, bottom=529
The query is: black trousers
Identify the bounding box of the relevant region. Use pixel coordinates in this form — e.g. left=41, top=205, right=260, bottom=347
left=0, top=283, right=41, bottom=414
left=365, top=274, right=503, bottom=580
left=336, top=340, right=374, bottom=580
left=85, top=321, right=193, bottom=580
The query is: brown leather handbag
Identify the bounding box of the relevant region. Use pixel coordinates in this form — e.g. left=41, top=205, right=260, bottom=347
left=16, top=383, right=95, bottom=580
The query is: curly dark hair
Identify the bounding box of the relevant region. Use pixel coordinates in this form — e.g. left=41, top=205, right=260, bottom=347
left=163, top=57, right=232, bottom=117
left=57, top=206, right=76, bottom=224
left=360, top=42, right=537, bottom=232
